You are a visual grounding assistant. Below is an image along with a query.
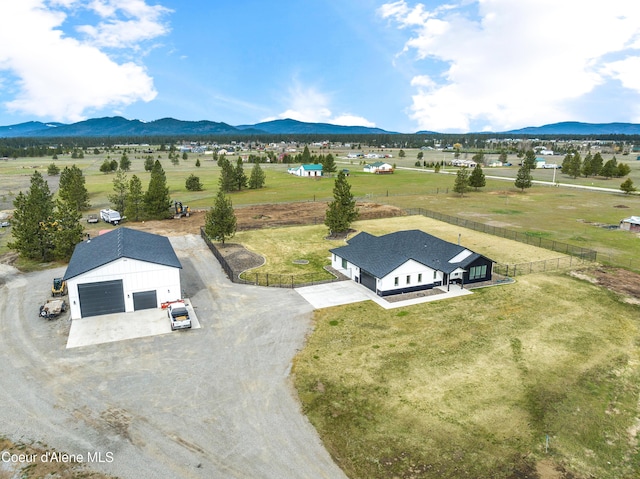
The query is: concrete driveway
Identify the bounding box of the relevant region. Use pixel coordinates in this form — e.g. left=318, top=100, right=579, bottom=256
left=296, top=280, right=472, bottom=309
left=66, top=300, right=201, bottom=349
left=0, top=234, right=346, bottom=479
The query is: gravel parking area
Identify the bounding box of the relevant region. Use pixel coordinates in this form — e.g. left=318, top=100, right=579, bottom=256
left=0, top=234, right=346, bottom=479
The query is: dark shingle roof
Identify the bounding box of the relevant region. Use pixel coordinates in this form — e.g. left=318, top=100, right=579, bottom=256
left=330, top=230, right=491, bottom=278
left=63, top=227, right=182, bottom=281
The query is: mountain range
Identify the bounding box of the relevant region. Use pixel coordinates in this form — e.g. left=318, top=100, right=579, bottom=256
left=1, top=117, right=640, bottom=138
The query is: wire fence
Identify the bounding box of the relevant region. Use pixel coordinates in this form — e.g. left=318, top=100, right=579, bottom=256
left=494, top=256, right=589, bottom=277
left=405, top=207, right=599, bottom=261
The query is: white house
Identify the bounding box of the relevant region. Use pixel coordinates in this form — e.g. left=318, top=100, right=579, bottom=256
left=63, top=228, right=182, bottom=319
left=330, top=230, right=494, bottom=296
left=287, top=164, right=323, bottom=177
left=363, top=161, right=394, bottom=174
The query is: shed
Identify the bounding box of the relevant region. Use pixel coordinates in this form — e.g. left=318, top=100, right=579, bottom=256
left=620, top=216, right=640, bottom=232
left=63, top=228, right=182, bottom=319
left=363, top=161, right=394, bottom=174
left=330, top=230, right=493, bottom=296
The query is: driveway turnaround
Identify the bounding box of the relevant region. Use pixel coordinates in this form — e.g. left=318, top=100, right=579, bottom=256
left=0, top=234, right=347, bottom=479
left=296, top=280, right=472, bottom=309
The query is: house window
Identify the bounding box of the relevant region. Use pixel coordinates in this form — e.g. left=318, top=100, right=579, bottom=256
left=469, top=264, right=487, bottom=280
left=394, top=277, right=399, bottom=286
left=418, top=273, right=422, bottom=283
left=406, top=275, right=411, bottom=284
left=341, top=258, right=347, bottom=269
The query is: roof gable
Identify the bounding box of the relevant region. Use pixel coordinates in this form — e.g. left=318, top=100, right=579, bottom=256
left=330, top=230, right=491, bottom=278
left=63, top=227, right=182, bottom=280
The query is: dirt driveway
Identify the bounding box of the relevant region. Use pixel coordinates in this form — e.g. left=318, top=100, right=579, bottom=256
left=0, top=234, right=346, bottom=479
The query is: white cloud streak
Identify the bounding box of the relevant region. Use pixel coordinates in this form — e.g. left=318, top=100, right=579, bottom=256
left=271, top=81, right=376, bottom=127
left=0, top=0, right=170, bottom=122
left=380, top=0, right=640, bottom=132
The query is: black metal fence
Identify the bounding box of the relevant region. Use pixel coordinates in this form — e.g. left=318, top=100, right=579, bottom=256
left=495, top=256, right=588, bottom=277
left=200, top=227, right=342, bottom=288
left=406, top=207, right=598, bottom=261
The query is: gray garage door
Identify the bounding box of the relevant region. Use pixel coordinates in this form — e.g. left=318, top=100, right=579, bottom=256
left=133, top=290, right=157, bottom=311
left=360, top=270, right=377, bottom=293
left=78, top=280, right=125, bottom=318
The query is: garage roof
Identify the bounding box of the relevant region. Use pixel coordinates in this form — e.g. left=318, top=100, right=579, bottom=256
left=330, top=230, right=491, bottom=278
left=63, top=227, right=182, bottom=280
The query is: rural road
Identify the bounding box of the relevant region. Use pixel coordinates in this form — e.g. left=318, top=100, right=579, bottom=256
left=0, top=234, right=346, bottom=479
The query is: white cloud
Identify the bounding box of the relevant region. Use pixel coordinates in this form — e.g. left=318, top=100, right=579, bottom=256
left=380, top=0, right=640, bottom=131
left=0, top=0, right=170, bottom=122
left=272, top=81, right=375, bottom=127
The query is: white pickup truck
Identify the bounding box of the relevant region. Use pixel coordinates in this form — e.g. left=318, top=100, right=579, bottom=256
left=167, top=301, right=191, bottom=331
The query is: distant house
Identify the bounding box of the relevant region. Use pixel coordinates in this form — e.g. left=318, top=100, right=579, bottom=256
left=330, top=230, right=494, bottom=296
left=620, top=216, right=640, bottom=232
left=287, top=164, right=323, bottom=177
left=363, top=161, right=394, bottom=174
left=347, top=152, right=364, bottom=159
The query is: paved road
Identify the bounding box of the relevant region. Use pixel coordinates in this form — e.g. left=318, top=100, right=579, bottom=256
left=0, top=234, right=346, bottom=479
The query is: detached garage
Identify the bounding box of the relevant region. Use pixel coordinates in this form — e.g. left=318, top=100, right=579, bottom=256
left=63, top=228, right=182, bottom=319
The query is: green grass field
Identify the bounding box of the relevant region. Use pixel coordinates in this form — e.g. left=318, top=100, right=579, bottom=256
left=293, top=272, right=640, bottom=478
left=1, top=148, right=638, bottom=269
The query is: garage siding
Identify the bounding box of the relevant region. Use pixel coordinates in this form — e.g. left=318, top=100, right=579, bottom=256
left=78, top=280, right=125, bottom=318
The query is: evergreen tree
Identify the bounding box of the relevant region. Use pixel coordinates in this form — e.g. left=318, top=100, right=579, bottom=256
left=472, top=151, right=485, bottom=165
left=301, top=145, right=312, bottom=163
left=108, top=169, right=128, bottom=213
left=185, top=174, right=203, bottom=191
left=234, top=158, right=248, bottom=191
left=453, top=167, right=470, bottom=197
left=58, top=165, right=90, bottom=210
left=52, top=199, right=84, bottom=260
left=143, top=160, right=172, bottom=219
left=591, top=152, right=604, bottom=176
left=321, top=153, right=337, bottom=174
left=9, top=171, right=56, bottom=261
left=523, top=150, right=537, bottom=169
left=399, top=149, right=406, bottom=158
left=47, top=163, right=60, bottom=176
left=601, top=158, right=618, bottom=178
left=110, top=159, right=118, bottom=172
left=468, top=163, right=486, bottom=191
left=620, top=178, right=636, bottom=194
left=562, top=151, right=582, bottom=178
left=119, top=153, right=131, bottom=171
left=417, top=151, right=424, bottom=161
left=218, top=156, right=235, bottom=192
left=325, top=171, right=358, bottom=235
left=581, top=153, right=593, bottom=177
left=514, top=165, right=533, bottom=191
left=205, top=189, right=237, bottom=244
left=144, top=156, right=155, bottom=171
left=182, top=152, right=188, bottom=161
left=248, top=162, right=266, bottom=189
left=617, top=163, right=631, bottom=177
left=195, top=158, right=201, bottom=167
left=125, top=175, right=144, bottom=221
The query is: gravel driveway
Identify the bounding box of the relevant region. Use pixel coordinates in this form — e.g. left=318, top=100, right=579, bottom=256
left=0, top=234, right=346, bottom=479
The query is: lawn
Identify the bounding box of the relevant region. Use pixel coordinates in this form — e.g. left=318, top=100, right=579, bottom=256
left=293, top=272, right=640, bottom=478
left=232, top=216, right=570, bottom=281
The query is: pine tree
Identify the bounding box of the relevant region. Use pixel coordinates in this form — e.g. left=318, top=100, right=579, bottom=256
left=321, top=153, right=337, bottom=174
left=453, top=167, right=470, bottom=196
left=561, top=151, right=582, bottom=178
left=523, top=150, right=537, bottom=169
left=514, top=165, right=533, bottom=191
left=47, top=163, right=60, bottom=176
left=205, top=189, right=237, bottom=244
left=468, top=163, right=486, bottom=191
left=218, top=156, right=235, bottom=192
left=620, top=178, right=636, bottom=194
left=58, top=165, right=90, bottom=210
left=108, top=169, right=128, bottom=214
left=234, top=158, right=248, bottom=191
left=185, top=174, right=203, bottom=191
left=601, top=158, right=618, bottom=178
left=195, top=158, right=201, bottom=167
left=119, top=153, right=131, bottom=171
left=248, top=162, right=266, bottom=189
left=143, top=160, right=172, bottom=219
left=52, top=199, right=84, bottom=260
left=325, top=171, right=358, bottom=235
left=302, top=145, right=312, bottom=163
left=591, top=152, right=604, bottom=175
left=9, top=171, right=56, bottom=261
left=125, top=175, right=144, bottom=221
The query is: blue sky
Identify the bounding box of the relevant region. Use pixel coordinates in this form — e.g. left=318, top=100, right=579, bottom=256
left=1, top=0, right=640, bottom=133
